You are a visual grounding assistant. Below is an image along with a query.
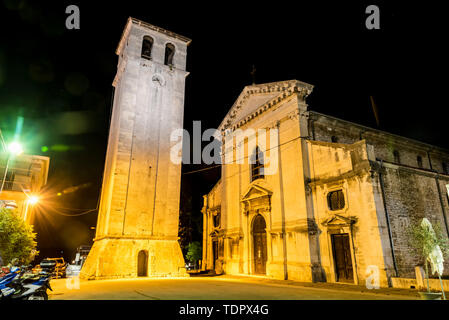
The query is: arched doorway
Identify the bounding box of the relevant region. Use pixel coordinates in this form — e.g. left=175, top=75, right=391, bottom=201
left=137, top=250, right=148, bottom=277
left=252, top=215, right=267, bottom=274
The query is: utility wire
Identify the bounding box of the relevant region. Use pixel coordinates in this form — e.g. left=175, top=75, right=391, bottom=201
left=182, top=134, right=308, bottom=175
left=50, top=208, right=98, bottom=217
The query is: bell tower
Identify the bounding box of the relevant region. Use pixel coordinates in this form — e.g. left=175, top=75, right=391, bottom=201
left=81, top=18, right=191, bottom=279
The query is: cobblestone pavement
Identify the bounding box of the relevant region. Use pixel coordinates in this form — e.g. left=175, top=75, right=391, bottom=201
left=49, top=275, right=420, bottom=300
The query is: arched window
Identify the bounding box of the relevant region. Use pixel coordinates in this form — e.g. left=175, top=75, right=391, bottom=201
left=393, top=150, right=400, bottom=164
left=443, top=162, right=448, bottom=175
left=250, top=147, right=264, bottom=182
left=327, top=190, right=345, bottom=211
left=417, top=155, right=423, bottom=168
left=213, top=212, right=220, bottom=228
left=331, top=136, right=338, bottom=143
left=164, top=43, right=175, bottom=66
left=141, top=36, right=154, bottom=60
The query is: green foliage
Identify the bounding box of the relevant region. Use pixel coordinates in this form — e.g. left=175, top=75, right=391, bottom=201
left=0, top=208, right=38, bottom=265
left=186, top=241, right=202, bottom=263
left=407, top=220, right=449, bottom=261
left=178, top=193, right=202, bottom=255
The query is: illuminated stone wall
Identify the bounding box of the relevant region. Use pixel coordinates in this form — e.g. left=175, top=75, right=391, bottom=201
left=81, top=18, right=190, bottom=279
left=202, top=81, right=449, bottom=287
left=311, top=113, right=449, bottom=279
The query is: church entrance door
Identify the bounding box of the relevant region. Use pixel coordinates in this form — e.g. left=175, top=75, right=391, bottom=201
left=212, top=240, right=218, bottom=270
left=253, top=215, right=267, bottom=275
left=137, top=250, right=148, bottom=277
left=331, top=233, right=354, bottom=283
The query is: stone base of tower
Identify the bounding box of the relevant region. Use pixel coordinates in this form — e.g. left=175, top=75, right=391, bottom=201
left=79, top=238, right=188, bottom=280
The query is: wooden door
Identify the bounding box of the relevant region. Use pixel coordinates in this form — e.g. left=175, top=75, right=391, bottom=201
left=253, top=215, right=267, bottom=275
left=331, top=233, right=354, bottom=283
left=212, top=240, right=218, bottom=270
left=137, top=250, right=148, bottom=277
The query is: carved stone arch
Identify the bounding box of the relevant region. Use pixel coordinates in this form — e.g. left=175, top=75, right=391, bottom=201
left=250, top=211, right=269, bottom=235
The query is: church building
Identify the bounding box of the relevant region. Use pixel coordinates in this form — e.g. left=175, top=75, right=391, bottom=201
left=201, top=79, right=449, bottom=287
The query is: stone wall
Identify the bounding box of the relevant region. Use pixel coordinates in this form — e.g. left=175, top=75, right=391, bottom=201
left=381, top=164, right=449, bottom=277
left=310, top=112, right=449, bottom=279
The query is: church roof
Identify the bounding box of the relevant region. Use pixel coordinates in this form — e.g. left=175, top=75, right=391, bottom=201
left=218, top=80, right=313, bottom=132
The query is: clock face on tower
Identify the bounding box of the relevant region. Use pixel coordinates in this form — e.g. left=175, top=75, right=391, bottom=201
left=152, top=73, right=165, bottom=87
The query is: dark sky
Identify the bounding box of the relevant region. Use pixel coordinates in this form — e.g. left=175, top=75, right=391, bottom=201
left=0, top=1, right=447, bottom=262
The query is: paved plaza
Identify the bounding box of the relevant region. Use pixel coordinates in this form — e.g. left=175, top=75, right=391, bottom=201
left=49, top=275, right=420, bottom=300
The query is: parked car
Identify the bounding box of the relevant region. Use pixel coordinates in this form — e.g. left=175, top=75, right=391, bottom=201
left=39, top=259, right=56, bottom=271
left=39, top=258, right=66, bottom=278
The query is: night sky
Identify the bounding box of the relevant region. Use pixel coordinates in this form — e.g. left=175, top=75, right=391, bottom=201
left=0, top=1, right=447, bottom=263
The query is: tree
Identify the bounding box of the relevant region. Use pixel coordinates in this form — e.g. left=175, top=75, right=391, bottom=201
left=186, top=241, right=202, bottom=268
left=407, top=218, right=449, bottom=295
left=0, top=208, right=38, bottom=265
left=178, top=189, right=202, bottom=256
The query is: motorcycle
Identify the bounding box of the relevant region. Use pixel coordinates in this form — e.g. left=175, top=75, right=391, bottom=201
left=0, top=266, right=53, bottom=300
left=0, top=267, right=20, bottom=298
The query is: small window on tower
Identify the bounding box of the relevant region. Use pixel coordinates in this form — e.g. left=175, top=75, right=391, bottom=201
left=417, top=156, right=423, bottom=168
left=443, top=162, right=448, bottom=175
left=331, top=136, right=338, bottom=143
left=393, top=150, right=400, bottom=164
left=141, top=36, right=154, bottom=60
left=327, top=190, right=345, bottom=211
left=164, top=43, right=175, bottom=66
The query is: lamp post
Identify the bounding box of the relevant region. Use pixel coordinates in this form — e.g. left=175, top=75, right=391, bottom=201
left=0, top=142, right=23, bottom=194
left=23, top=195, right=39, bottom=223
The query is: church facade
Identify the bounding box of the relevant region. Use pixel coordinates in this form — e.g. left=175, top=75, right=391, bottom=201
left=201, top=80, right=449, bottom=287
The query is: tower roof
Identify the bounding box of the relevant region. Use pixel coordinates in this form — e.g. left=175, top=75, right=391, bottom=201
left=116, top=17, right=192, bottom=55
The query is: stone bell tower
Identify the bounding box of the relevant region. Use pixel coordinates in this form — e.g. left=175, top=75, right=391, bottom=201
left=80, top=18, right=191, bottom=279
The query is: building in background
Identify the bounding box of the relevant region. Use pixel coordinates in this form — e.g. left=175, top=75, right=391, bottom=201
left=201, top=80, right=449, bottom=287
left=0, top=153, right=50, bottom=224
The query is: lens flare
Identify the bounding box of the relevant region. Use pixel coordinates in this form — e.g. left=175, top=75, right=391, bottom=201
left=8, top=142, right=23, bottom=155
left=28, top=195, right=39, bottom=205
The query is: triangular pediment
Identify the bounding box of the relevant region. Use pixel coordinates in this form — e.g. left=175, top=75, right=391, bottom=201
left=241, top=183, right=272, bottom=202
left=321, top=214, right=356, bottom=227
left=218, top=80, right=314, bottom=132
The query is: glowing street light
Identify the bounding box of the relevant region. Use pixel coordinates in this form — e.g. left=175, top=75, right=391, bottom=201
left=8, top=142, right=23, bottom=156
left=28, top=195, right=39, bottom=205
left=24, top=195, right=39, bottom=223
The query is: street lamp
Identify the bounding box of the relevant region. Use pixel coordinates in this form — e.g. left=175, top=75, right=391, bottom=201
left=28, top=195, right=39, bottom=205
left=0, top=142, right=23, bottom=194
left=24, top=195, right=39, bottom=223
left=8, top=142, right=23, bottom=156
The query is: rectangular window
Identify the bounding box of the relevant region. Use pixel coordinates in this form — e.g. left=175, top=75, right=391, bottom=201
left=328, top=190, right=345, bottom=211
left=2, top=170, right=15, bottom=191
